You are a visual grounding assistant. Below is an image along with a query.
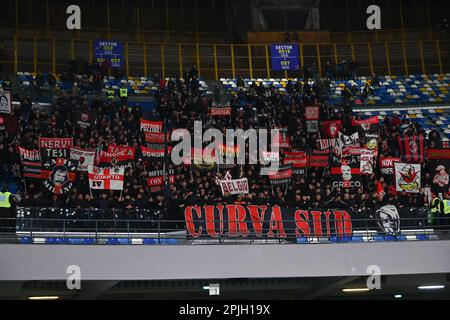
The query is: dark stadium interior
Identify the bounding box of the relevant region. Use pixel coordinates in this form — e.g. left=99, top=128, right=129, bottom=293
left=1, top=274, right=450, bottom=300
left=0, top=0, right=449, bottom=301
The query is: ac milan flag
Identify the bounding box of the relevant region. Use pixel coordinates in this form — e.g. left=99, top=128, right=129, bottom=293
left=108, top=144, right=136, bottom=160
left=309, top=155, right=329, bottom=167
left=267, top=164, right=292, bottom=185
left=147, top=169, right=175, bottom=188
left=397, top=134, right=425, bottom=163
left=96, top=148, right=134, bottom=167
left=41, top=158, right=77, bottom=194
left=283, top=150, right=308, bottom=174
left=352, top=116, right=380, bottom=135
left=322, top=120, right=342, bottom=138
left=70, top=148, right=96, bottom=172
left=140, top=119, right=163, bottom=132
left=18, top=147, right=42, bottom=179
left=394, top=162, right=421, bottom=193
left=379, top=156, right=401, bottom=175
left=88, top=165, right=125, bottom=190
left=330, top=155, right=362, bottom=189
left=38, top=137, right=73, bottom=161
left=319, top=139, right=339, bottom=150
left=140, top=145, right=172, bottom=160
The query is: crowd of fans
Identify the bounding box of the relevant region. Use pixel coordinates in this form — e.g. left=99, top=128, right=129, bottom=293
left=0, top=64, right=446, bottom=222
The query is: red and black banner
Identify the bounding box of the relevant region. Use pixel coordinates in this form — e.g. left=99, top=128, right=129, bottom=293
left=330, top=155, right=362, bottom=189
left=144, top=132, right=170, bottom=144
left=268, top=164, right=292, bottom=185
left=427, top=149, right=450, bottom=160
left=140, top=119, right=163, bottom=132
left=96, top=148, right=134, bottom=167
left=397, top=134, right=425, bottom=163
left=41, top=158, right=76, bottom=194
left=147, top=169, right=175, bottom=187
left=76, top=110, right=95, bottom=129
left=107, top=144, right=136, bottom=160
left=184, top=204, right=426, bottom=239
left=322, top=120, right=342, bottom=138
left=352, top=116, right=379, bottom=135
left=140, top=145, right=172, bottom=160
left=283, top=150, right=308, bottom=174
left=210, top=107, right=232, bottom=116
left=185, top=205, right=353, bottom=238
left=309, top=155, right=329, bottom=167
left=38, top=137, right=73, bottom=161
left=18, top=147, right=42, bottom=179
left=379, top=156, right=401, bottom=175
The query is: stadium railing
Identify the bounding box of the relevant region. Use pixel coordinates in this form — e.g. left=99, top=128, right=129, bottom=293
left=0, top=206, right=448, bottom=245
left=0, top=36, right=448, bottom=80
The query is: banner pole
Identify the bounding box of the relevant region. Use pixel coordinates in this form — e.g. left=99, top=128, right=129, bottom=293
left=23, top=177, right=27, bottom=194
left=89, top=176, right=93, bottom=199
left=142, top=158, right=148, bottom=176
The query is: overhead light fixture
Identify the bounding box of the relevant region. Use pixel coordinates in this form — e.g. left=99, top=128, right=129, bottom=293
left=28, top=296, right=60, bottom=300
left=394, top=294, right=402, bottom=299
left=341, top=288, right=370, bottom=293
left=202, top=283, right=220, bottom=296
left=418, top=285, right=445, bottom=290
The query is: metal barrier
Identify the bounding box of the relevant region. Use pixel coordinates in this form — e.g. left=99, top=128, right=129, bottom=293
left=0, top=206, right=448, bottom=245
left=0, top=36, right=448, bottom=80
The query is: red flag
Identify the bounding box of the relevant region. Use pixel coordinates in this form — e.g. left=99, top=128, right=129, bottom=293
left=376, top=181, right=386, bottom=197
left=322, top=120, right=342, bottom=138
left=397, top=134, right=424, bottom=163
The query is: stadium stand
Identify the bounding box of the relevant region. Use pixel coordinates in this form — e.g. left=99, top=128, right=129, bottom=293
left=221, top=73, right=450, bottom=106
left=1, top=69, right=449, bottom=225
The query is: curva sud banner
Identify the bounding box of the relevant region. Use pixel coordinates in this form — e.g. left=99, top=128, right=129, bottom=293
left=184, top=204, right=427, bottom=239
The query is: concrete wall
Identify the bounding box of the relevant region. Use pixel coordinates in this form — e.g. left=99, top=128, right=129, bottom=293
left=1, top=240, right=450, bottom=281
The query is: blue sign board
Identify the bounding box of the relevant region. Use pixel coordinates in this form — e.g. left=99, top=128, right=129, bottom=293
left=94, top=40, right=123, bottom=68
left=270, top=44, right=300, bottom=71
